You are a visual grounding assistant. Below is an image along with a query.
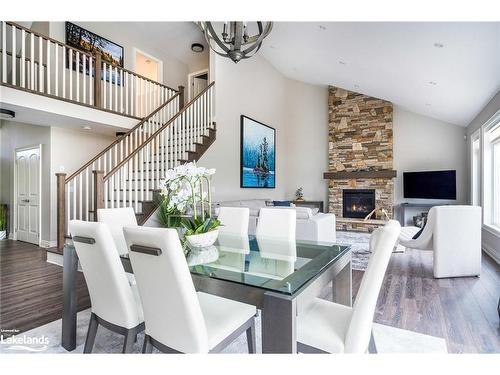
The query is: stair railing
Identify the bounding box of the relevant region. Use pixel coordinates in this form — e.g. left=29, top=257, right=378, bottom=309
left=0, top=21, right=180, bottom=118
left=56, top=91, right=182, bottom=248
left=94, top=82, right=215, bottom=224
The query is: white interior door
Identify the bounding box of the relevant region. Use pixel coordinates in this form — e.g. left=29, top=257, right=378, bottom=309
left=16, top=147, right=41, bottom=245
left=189, top=71, right=209, bottom=100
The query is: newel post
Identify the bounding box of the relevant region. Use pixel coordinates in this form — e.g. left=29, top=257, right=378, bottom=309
left=94, top=54, right=102, bottom=108
left=178, top=85, right=185, bottom=109
left=92, top=170, right=105, bottom=220
left=56, top=173, right=67, bottom=250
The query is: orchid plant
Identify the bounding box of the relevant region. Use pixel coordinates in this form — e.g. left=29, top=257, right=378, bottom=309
left=158, top=162, right=220, bottom=237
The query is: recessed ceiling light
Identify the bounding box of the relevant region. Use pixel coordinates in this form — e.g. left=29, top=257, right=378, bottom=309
left=191, top=43, right=204, bottom=53
left=339, top=60, right=346, bottom=65
left=82, top=126, right=92, bottom=130
left=425, top=103, right=431, bottom=106
left=0, top=108, right=15, bottom=119
left=269, top=45, right=276, bottom=49
left=319, top=25, right=326, bottom=31
left=429, top=81, right=437, bottom=85
left=433, top=43, right=444, bottom=48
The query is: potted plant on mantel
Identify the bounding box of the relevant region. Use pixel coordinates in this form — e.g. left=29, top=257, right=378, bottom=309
left=158, top=162, right=221, bottom=250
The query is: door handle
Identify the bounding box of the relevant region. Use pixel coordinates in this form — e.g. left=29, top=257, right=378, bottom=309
left=22, top=199, right=30, bottom=203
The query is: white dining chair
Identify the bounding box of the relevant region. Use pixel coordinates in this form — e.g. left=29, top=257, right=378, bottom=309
left=217, top=206, right=250, bottom=235
left=123, top=226, right=257, bottom=354
left=256, top=208, right=296, bottom=240
left=97, top=207, right=138, bottom=256
left=68, top=220, right=144, bottom=353
left=297, top=220, right=401, bottom=353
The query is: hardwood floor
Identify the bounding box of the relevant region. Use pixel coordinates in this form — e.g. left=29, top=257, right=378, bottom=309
left=0, top=239, right=498, bottom=353
left=352, top=248, right=500, bottom=353
left=0, top=240, right=90, bottom=337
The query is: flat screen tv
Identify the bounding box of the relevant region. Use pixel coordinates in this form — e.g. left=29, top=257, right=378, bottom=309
left=403, top=170, right=456, bottom=200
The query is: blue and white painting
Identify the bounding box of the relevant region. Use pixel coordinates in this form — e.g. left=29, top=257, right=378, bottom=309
left=240, top=116, right=276, bottom=188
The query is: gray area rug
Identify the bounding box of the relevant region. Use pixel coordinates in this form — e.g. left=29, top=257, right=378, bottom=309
left=336, top=230, right=405, bottom=271
left=1, top=308, right=447, bottom=354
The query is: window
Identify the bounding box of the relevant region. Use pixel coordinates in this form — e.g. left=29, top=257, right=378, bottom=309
left=483, top=111, right=500, bottom=230
left=471, top=131, right=481, bottom=206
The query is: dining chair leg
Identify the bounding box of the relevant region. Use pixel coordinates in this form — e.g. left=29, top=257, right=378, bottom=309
left=83, top=313, right=99, bottom=354
left=122, top=328, right=137, bottom=353
left=142, top=334, right=153, bottom=354
left=368, top=330, right=377, bottom=354
left=246, top=319, right=256, bottom=354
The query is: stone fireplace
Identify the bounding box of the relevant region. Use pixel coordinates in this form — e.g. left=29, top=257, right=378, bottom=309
left=324, top=86, right=396, bottom=232
left=343, top=189, right=375, bottom=219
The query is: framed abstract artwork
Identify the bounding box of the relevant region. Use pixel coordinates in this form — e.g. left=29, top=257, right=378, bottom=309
left=65, top=22, right=124, bottom=85
left=240, top=115, right=276, bottom=188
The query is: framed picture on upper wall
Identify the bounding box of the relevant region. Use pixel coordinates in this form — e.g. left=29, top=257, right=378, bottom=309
left=65, top=22, right=124, bottom=85
left=240, top=115, right=276, bottom=188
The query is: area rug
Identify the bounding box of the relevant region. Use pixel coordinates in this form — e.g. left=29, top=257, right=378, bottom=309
left=336, top=230, right=405, bottom=271
left=1, top=308, right=447, bottom=354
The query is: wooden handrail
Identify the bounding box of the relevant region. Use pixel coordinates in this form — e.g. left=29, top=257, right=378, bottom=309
left=103, top=81, right=215, bottom=182
left=5, top=21, right=178, bottom=93
left=65, top=91, right=181, bottom=183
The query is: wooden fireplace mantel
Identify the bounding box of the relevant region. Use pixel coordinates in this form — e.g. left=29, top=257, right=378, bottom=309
left=323, top=170, right=397, bottom=180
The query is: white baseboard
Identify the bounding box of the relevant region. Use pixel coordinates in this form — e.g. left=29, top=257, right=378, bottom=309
left=46, top=252, right=63, bottom=267
left=40, top=240, right=57, bottom=248
left=8, top=232, right=16, bottom=240
left=482, top=243, right=500, bottom=265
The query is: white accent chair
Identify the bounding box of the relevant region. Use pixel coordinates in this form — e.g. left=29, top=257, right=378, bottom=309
left=97, top=207, right=138, bottom=256
left=297, top=220, right=401, bottom=353
left=68, top=220, right=144, bottom=353
left=256, top=208, right=296, bottom=240
left=123, top=226, right=257, bottom=353
left=398, top=205, right=482, bottom=278
left=217, top=207, right=250, bottom=235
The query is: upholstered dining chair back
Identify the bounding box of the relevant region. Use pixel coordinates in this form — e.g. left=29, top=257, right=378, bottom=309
left=123, top=226, right=209, bottom=353
left=344, top=220, right=401, bottom=353
left=217, top=206, right=250, bottom=235
left=97, top=207, right=138, bottom=255
left=68, top=220, right=142, bottom=329
left=256, top=208, right=296, bottom=240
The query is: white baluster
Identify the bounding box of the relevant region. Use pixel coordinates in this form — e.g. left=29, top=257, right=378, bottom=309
left=85, top=168, right=89, bottom=220
left=89, top=57, right=93, bottom=104
left=103, top=63, right=107, bottom=109
left=108, top=64, right=112, bottom=110
left=11, top=25, right=16, bottom=86
left=82, top=54, right=86, bottom=104
left=62, top=45, right=66, bottom=98
left=21, top=29, right=25, bottom=88
left=134, top=154, right=138, bottom=212
left=75, top=51, right=79, bottom=102
left=72, top=179, right=77, bottom=221
left=125, top=71, right=129, bottom=115
left=114, top=66, right=118, bottom=111
left=140, top=148, right=145, bottom=203
left=30, top=33, right=34, bottom=90
left=79, top=173, right=82, bottom=219
left=1, top=22, right=6, bottom=83
left=120, top=69, right=123, bottom=113
left=104, top=180, right=109, bottom=209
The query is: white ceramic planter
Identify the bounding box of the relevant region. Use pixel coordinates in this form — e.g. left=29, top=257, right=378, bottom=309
left=185, top=229, right=219, bottom=249
left=186, top=245, right=219, bottom=266
left=0, top=231, right=6, bottom=240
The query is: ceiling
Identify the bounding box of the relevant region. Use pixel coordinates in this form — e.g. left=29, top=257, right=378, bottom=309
left=260, top=22, right=500, bottom=126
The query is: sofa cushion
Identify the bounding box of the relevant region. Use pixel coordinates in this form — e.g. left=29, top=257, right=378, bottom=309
left=273, top=200, right=292, bottom=207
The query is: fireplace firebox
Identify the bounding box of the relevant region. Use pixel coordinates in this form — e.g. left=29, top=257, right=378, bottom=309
left=342, top=189, right=375, bottom=219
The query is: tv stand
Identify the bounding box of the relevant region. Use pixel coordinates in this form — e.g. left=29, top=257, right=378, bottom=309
left=398, top=202, right=437, bottom=226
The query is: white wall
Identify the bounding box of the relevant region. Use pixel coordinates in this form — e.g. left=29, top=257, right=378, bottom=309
left=393, top=107, right=468, bottom=224
left=49, top=126, right=114, bottom=242
left=284, top=79, right=329, bottom=203
left=466, top=90, right=500, bottom=263
left=0, top=120, right=51, bottom=241
left=198, top=54, right=287, bottom=201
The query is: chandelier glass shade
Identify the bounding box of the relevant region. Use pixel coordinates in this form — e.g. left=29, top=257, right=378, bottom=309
left=199, top=22, right=273, bottom=63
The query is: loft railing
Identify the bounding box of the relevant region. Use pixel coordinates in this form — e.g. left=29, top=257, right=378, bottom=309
left=55, top=91, right=182, bottom=248
left=0, top=21, right=181, bottom=118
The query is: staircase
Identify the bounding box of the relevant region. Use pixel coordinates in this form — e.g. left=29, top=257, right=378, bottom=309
left=0, top=21, right=218, bottom=250
left=55, top=82, right=216, bottom=249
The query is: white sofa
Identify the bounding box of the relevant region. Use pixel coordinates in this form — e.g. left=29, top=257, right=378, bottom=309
left=398, top=205, right=481, bottom=278
left=214, top=199, right=336, bottom=243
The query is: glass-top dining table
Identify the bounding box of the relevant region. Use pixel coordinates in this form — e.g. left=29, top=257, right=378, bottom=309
left=61, top=233, right=352, bottom=353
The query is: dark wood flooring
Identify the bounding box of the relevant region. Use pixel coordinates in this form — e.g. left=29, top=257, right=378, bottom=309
left=0, top=240, right=90, bottom=337
left=0, top=239, right=498, bottom=353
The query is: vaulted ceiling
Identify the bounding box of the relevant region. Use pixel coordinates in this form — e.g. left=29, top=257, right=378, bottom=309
left=260, top=22, right=500, bottom=126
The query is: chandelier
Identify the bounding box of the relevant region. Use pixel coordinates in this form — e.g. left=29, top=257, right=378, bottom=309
left=199, top=22, right=273, bottom=63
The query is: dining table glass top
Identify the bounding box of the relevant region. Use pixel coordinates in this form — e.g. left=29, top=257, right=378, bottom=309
left=183, top=233, right=351, bottom=296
